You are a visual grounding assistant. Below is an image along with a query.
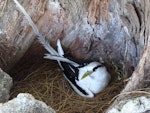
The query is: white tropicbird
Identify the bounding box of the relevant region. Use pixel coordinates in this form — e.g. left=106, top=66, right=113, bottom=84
left=13, top=0, right=111, bottom=98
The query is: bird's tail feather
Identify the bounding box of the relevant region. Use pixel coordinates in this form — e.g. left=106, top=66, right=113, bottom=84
left=56, top=39, right=65, bottom=69
left=14, top=0, right=79, bottom=67
left=44, top=54, right=79, bottom=66
left=13, top=0, right=58, bottom=56
left=57, top=39, right=64, bottom=56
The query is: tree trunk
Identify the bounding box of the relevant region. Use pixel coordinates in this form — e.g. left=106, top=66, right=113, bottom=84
left=0, top=0, right=150, bottom=111
left=106, top=35, right=150, bottom=112
left=0, top=0, right=147, bottom=73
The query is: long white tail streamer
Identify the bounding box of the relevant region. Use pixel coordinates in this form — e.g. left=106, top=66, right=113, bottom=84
left=44, top=54, right=79, bottom=66
left=13, top=0, right=78, bottom=65
left=13, top=0, right=58, bottom=56
left=57, top=39, right=64, bottom=56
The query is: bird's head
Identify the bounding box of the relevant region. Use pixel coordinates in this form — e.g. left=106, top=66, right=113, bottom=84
left=80, top=62, right=104, bottom=80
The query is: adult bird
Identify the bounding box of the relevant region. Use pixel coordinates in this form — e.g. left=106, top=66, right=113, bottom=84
left=44, top=40, right=111, bottom=98
left=13, top=0, right=111, bottom=98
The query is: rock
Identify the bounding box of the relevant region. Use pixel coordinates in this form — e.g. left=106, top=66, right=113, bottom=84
left=0, top=68, right=13, bottom=102
left=0, top=93, right=55, bottom=113
left=107, top=96, right=150, bottom=113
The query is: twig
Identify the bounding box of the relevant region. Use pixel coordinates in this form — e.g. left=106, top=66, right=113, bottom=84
left=0, top=0, right=8, bottom=17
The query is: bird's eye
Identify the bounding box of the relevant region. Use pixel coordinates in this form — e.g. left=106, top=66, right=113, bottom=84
left=93, top=64, right=103, bottom=71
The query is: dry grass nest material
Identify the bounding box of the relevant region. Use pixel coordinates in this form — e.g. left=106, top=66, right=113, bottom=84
left=10, top=60, right=126, bottom=113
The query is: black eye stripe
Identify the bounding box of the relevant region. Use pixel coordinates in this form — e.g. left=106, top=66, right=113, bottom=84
left=93, top=64, right=103, bottom=71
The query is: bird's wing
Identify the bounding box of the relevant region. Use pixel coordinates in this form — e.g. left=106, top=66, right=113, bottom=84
left=61, top=62, right=94, bottom=97
left=60, top=62, right=89, bottom=95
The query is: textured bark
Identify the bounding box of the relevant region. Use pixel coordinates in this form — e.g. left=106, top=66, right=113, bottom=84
left=0, top=0, right=150, bottom=111
left=106, top=0, right=150, bottom=111
left=0, top=0, right=72, bottom=71
left=0, top=0, right=48, bottom=71
left=0, top=0, right=148, bottom=74
left=122, top=37, right=150, bottom=92
left=106, top=35, right=150, bottom=113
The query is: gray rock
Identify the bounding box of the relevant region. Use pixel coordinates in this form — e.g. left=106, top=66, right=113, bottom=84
left=0, top=68, right=13, bottom=102
left=0, top=93, right=55, bottom=113
left=107, top=96, right=150, bottom=113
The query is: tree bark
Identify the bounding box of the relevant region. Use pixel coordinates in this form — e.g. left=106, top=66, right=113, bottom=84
left=0, top=0, right=150, bottom=110
left=0, top=0, right=148, bottom=74
left=106, top=35, right=150, bottom=112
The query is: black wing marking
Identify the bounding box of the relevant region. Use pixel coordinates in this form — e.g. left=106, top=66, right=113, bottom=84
left=60, top=61, right=88, bottom=95
left=61, top=62, right=79, bottom=80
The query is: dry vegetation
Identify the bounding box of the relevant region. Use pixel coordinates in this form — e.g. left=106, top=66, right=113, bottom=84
left=10, top=58, right=126, bottom=113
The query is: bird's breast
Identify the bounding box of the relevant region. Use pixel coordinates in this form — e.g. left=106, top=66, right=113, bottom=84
left=78, top=67, right=111, bottom=94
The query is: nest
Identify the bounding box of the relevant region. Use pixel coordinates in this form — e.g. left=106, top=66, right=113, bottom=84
left=10, top=59, right=126, bottom=113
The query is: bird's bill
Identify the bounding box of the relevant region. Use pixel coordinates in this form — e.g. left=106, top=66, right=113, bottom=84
left=81, top=71, right=93, bottom=79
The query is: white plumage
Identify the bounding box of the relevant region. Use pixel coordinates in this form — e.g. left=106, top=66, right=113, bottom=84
left=77, top=62, right=111, bottom=96
left=45, top=40, right=111, bottom=98
left=13, top=0, right=111, bottom=98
